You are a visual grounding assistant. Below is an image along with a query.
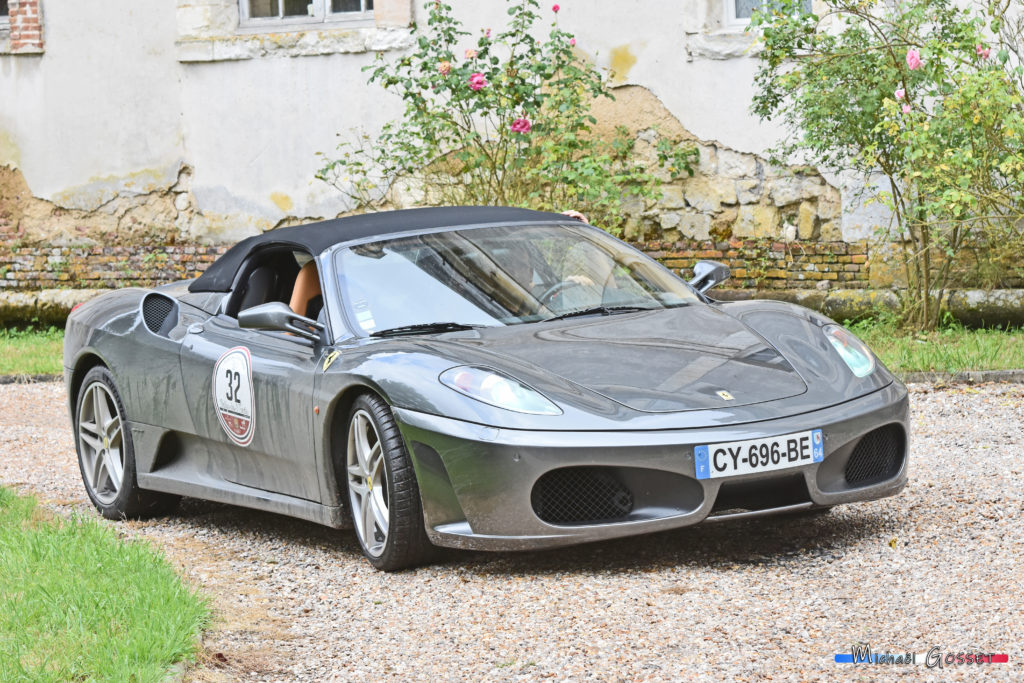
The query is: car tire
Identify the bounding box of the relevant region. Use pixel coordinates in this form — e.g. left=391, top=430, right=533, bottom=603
left=74, top=366, right=180, bottom=519
left=345, top=393, right=436, bottom=571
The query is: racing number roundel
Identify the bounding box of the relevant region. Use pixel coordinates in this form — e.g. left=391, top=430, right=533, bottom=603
left=213, top=347, right=255, bottom=446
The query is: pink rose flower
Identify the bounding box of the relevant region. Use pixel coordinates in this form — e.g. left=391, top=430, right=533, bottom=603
left=438, top=60, right=451, bottom=76
left=510, top=117, right=532, bottom=134
left=465, top=49, right=477, bottom=59
left=906, top=49, right=922, bottom=70
left=485, top=28, right=491, bottom=38
left=902, top=104, right=912, bottom=114
left=976, top=44, right=991, bottom=59
left=469, top=72, right=488, bottom=91
left=552, top=4, right=560, bottom=12
left=569, top=37, right=576, bottom=46
left=895, top=88, right=905, bottom=100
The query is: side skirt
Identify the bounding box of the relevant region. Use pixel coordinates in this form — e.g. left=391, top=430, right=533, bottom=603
left=138, top=467, right=350, bottom=529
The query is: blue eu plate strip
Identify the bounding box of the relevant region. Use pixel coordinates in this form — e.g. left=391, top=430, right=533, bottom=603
left=694, top=445, right=710, bottom=480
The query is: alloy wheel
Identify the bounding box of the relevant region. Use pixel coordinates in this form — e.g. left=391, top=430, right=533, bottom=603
left=77, top=381, right=125, bottom=505
left=346, top=409, right=390, bottom=557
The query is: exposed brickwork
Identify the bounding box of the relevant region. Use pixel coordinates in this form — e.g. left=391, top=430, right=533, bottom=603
left=0, top=240, right=870, bottom=291
left=0, top=246, right=227, bottom=290
left=9, top=0, right=44, bottom=53
left=638, top=238, right=871, bottom=289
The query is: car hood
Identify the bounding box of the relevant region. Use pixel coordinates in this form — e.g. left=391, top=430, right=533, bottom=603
left=433, top=306, right=807, bottom=413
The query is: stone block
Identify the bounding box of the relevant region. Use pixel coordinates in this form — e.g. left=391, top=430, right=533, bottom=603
left=797, top=201, right=819, bottom=240
left=678, top=214, right=712, bottom=241
left=735, top=178, right=762, bottom=204
left=718, top=149, right=758, bottom=178
left=801, top=177, right=826, bottom=199
left=660, top=212, right=682, bottom=230
left=733, top=204, right=780, bottom=239
left=769, top=177, right=804, bottom=206
left=684, top=176, right=737, bottom=213
left=696, top=145, right=718, bottom=175
left=817, top=195, right=841, bottom=220
left=658, top=185, right=686, bottom=209
left=819, top=220, right=843, bottom=242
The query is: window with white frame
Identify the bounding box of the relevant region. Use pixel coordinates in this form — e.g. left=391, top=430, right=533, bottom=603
left=240, top=0, right=373, bottom=27
left=725, top=0, right=812, bottom=28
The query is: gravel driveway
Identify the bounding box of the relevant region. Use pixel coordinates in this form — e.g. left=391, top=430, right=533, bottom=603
left=1, top=381, right=1021, bottom=681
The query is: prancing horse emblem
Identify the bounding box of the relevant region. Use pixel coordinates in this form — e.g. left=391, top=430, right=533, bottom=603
left=717, top=390, right=735, bottom=401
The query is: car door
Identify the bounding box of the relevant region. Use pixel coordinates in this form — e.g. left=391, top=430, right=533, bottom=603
left=179, top=313, right=324, bottom=502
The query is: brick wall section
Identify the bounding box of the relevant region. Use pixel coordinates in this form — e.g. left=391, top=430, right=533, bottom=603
left=0, top=246, right=228, bottom=290
left=9, top=0, right=44, bottom=53
left=638, top=238, right=871, bottom=289
left=0, top=241, right=870, bottom=291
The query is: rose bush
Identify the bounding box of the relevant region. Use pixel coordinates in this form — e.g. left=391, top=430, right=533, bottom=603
left=752, top=0, right=1024, bottom=329
left=317, top=0, right=697, bottom=234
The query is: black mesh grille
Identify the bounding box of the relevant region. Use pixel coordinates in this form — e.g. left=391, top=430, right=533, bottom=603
left=531, top=467, right=634, bottom=525
left=844, top=425, right=904, bottom=486
left=142, top=295, right=175, bottom=334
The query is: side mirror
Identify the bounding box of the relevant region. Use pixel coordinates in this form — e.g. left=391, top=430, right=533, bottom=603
left=688, top=260, right=731, bottom=294
left=238, top=302, right=324, bottom=343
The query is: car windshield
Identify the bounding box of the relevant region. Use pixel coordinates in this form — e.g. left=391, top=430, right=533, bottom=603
left=333, top=222, right=700, bottom=335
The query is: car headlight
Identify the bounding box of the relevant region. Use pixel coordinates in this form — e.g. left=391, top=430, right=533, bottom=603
left=439, top=366, right=562, bottom=415
left=823, top=324, right=875, bottom=377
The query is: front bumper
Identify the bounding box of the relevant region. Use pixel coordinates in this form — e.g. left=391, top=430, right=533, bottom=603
left=395, top=382, right=909, bottom=551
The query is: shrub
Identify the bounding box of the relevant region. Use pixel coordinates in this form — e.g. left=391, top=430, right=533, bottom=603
left=752, top=0, right=1024, bottom=329
left=317, top=0, right=697, bottom=234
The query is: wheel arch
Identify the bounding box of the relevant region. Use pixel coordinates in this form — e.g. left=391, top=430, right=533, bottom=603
left=321, top=381, right=391, bottom=507
left=68, top=350, right=110, bottom=419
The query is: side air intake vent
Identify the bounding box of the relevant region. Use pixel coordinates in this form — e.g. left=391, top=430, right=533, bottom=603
left=142, top=294, right=178, bottom=337
left=531, top=467, right=634, bottom=525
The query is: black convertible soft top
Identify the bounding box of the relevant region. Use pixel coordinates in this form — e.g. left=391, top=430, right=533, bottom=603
left=188, top=206, right=570, bottom=293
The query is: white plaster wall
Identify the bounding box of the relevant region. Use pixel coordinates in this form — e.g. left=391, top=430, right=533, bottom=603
left=0, top=0, right=878, bottom=242
left=0, top=0, right=184, bottom=208
left=179, top=49, right=402, bottom=240
left=440, top=0, right=789, bottom=155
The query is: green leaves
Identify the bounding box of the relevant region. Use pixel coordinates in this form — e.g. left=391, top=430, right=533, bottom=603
left=752, top=0, right=1024, bottom=329
left=316, top=0, right=694, bottom=232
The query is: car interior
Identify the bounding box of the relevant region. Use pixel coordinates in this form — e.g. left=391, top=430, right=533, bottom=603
left=226, top=247, right=324, bottom=323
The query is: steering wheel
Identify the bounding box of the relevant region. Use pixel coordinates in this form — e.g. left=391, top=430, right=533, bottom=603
left=539, top=279, right=586, bottom=306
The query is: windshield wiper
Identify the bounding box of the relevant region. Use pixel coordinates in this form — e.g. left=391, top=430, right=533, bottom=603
left=370, top=322, right=487, bottom=338
left=543, top=305, right=656, bottom=322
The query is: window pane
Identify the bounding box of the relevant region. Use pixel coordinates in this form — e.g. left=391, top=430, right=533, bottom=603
left=249, top=0, right=279, bottom=18
left=0, top=0, right=8, bottom=17
left=282, top=0, right=311, bottom=16
left=332, top=0, right=362, bottom=12
left=736, top=0, right=812, bottom=19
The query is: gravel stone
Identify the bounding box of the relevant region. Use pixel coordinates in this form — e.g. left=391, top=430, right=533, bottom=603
left=1, top=381, right=1021, bottom=681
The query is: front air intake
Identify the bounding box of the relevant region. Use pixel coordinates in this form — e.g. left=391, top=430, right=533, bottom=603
left=531, top=467, right=634, bottom=525
left=844, top=424, right=904, bottom=486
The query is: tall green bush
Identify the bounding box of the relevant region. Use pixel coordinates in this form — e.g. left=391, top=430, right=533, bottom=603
left=317, top=0, right=697, bottom=234
left=752, top=0, right=1024, bottom=329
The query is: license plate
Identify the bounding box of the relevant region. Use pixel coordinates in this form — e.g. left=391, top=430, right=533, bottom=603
left=694, top=429, right=824, bottom=480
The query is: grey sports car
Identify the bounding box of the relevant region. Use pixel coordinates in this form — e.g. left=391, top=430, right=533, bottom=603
left=64, top=206, right=909, bottom=570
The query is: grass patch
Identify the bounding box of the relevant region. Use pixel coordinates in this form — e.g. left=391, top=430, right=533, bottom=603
left=848, top=317, right=1024, bottom=375
left=0, top=326, right=64, bottom=376
left=0, top=486, right=210, bottom=682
